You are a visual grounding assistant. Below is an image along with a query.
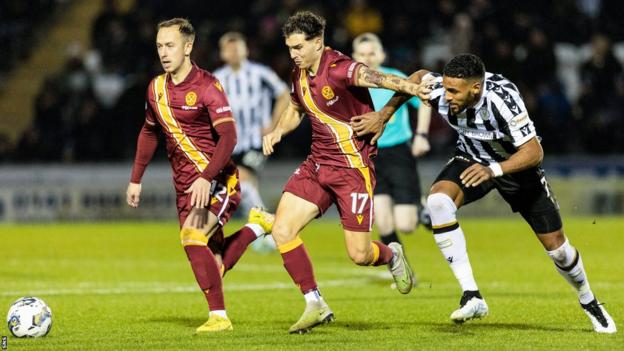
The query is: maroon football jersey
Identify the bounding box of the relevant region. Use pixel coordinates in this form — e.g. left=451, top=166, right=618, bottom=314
left=145, top=63, right=235, bottom=191
left=290, top=48, right=376, bottom=169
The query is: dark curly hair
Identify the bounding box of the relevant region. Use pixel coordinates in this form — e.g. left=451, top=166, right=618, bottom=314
left=443, top=54, right=485, bottom=79
left=282, top=11, right=326, bottom=40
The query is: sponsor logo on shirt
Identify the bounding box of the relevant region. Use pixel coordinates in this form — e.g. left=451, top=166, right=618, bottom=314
left=326, top=96, right=340, bottom=106
left=509, top=112, right=528, bottom=127
left=216, top=106, right=231, bottom=114
left=455, top=127, right=497, bottom=141
left=347, top=62, right=357, bottom=79
left=185, top=91, right=197, bottom=106
left=321, top=85, right=335, bottom=100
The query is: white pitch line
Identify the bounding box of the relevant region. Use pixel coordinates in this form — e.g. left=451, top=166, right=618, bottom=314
left=0, top=278, right=372, bottom=297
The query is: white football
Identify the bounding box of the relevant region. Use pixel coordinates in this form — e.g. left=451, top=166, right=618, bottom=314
left=6, top=297, right=52, bottom=337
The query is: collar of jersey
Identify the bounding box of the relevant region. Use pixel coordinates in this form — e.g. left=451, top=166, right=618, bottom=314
left=167, top=61, right=199, bottom=87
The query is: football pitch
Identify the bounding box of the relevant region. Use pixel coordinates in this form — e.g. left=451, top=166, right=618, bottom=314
left=1, top=217, right=622, bottom=350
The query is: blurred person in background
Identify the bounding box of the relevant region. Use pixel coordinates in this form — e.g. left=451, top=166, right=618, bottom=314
left=214, top=31, right=290, bottom=252
left=352, top=33, right=432, bottom=255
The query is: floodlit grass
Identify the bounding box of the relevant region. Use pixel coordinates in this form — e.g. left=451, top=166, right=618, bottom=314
left=1, top=217, right=622, bottom=350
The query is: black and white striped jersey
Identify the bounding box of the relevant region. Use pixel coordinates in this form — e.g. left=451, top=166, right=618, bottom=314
left=425, top=72, right=537, bottom=165
left=214, top=60, right=287, bottom=153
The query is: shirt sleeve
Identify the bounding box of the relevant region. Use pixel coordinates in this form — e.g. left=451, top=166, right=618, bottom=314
left=145, top=83, right=158, bottom=126
left=259, top=65, right=287, bottom=98
left=204, top=78, right=234, bottom=126
left=490, top=87, right=536, bottom=147
left=329, top=56, right=363, bottom=88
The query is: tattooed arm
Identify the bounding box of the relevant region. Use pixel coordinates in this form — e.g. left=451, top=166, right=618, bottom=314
left=350, top=69, right=432, bottom=144
left=355, top=66, right=430, bottom=100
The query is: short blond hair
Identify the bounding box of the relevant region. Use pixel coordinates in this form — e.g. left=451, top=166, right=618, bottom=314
left=157, top=18, right=195, bottom=42
left=352, top=32, right=383, bottom=52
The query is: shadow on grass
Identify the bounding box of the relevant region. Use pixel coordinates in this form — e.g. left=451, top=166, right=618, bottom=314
left=423, top=321, right=570, bottom=333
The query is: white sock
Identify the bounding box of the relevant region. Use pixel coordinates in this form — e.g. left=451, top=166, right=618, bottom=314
left=209, top=310, right=228, bottom=319
left=245, top=223, right=265, bottom=237
left=428, top=193, right=479, bottom=292
left=547, top=239, right=594, bottom=304
left=304, top=289, right=322, bottom=304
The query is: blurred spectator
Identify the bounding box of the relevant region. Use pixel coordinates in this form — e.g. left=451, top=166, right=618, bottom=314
left=10, top=0, right=624, bottom=161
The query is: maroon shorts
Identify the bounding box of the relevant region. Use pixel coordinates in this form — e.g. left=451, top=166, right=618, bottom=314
left=283, top=158, right=375, bottom=232
left=175, top=165, right=241, bottom=228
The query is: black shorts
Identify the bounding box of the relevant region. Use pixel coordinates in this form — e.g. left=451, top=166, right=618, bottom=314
left=374, top=142, right=421, bottom=204
left=232, top=149, right=266, bottom=175
left=434, top=153, right=562, bottom=233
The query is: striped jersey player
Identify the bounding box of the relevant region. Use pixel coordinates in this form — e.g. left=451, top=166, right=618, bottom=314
left=351, top=53, right=616, bottom=333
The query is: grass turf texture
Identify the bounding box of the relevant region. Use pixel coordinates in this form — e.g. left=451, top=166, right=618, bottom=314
left=1, top=217, right=622, bottom=350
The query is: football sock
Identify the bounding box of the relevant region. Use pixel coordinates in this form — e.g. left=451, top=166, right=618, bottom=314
left=546, top=239, right=595, bottom=304
left=428, top=193, right=479, bottom=292
left=221, top=225, right=264, bottom=273
left=303, top=289, right=323, bottom=303
left=371, top=241, right=394, bottom=266
left=278, top=236, right=318, bottom=293
left=181, top=228, right=225, bottom=311
left=209, top=310, right=228, bottom=319
left=380, top=231, right=401, bottom=245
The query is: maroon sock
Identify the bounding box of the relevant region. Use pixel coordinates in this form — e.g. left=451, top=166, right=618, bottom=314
left=222, top=226, right=258, bottom=273
left=281, top=244, right=318, bottom=293
left=372, top=241, right=394, bottom=266
left=184, top=245, right=225, bottom=311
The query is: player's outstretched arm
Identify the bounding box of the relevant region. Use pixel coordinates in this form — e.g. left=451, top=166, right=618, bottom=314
left=460, top=137, right=544, bottom=187
left=127, top=122, right=159, bottom=208
left=351, top=70, right=432, bottom=145
left=355, top=66, right=432, bottom=100
left=262, top=101, right=304, bottom=156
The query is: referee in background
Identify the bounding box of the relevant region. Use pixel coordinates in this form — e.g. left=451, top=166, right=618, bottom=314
left=215, top=32, right=290, bottom=251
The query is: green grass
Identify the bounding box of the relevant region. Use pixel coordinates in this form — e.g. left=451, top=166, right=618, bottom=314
left=1, top=217, right=622, bottom=350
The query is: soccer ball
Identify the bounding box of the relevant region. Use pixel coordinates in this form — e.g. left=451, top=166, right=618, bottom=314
left=6, top=297, right=52, bottom=337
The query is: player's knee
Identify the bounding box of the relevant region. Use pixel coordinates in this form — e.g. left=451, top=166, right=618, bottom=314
left=349, top=249, right=371, bottom=266
left=427, top=193, right=457, bottom=224
left=179, top=227, right=208, bottom=247
left=271, top=222, right=296, bottom=245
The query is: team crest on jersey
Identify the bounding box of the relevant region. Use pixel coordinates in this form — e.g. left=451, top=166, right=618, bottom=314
left=185, top=91, right=197, bottom=106
left=479, top=108, right=489, bottom=120
left=321, top=85, right=335, bottom=100
left=214, top=81, right=223, bottom=92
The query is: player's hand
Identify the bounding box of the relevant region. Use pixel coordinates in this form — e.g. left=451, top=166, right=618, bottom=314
left=460, top=163, right=494, bottom=188
left=262, top=129, right=282, bottom=156
left=185, top=177, right=212, bottom=208
left=417, top=76, right=434, bottom=105
left=350, top=111, right=385, bottom=145
left=126, top=182, right=142, bottom=208
left=412, top=134, right=430, bottom=157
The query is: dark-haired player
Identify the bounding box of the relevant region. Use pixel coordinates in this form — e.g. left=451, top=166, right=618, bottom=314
left=262, top=11, right=431, bottom=333
left=351, top=54, right=616, bottom=333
